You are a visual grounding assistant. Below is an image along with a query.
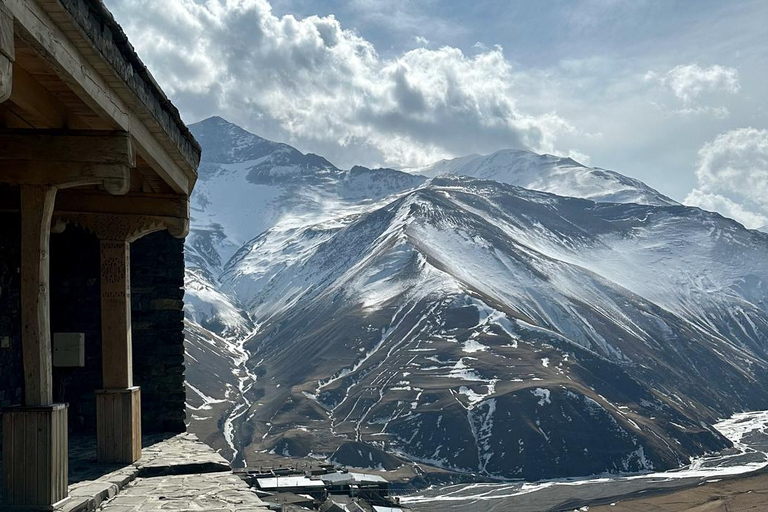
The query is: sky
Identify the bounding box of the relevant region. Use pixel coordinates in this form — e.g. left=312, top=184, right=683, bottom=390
left=104, top=0, right=768, bottom=229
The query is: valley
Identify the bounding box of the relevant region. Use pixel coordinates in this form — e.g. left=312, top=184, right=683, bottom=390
left=403, top=410, right=768, bottom=511
left=182, top=116, right=768, bottom=485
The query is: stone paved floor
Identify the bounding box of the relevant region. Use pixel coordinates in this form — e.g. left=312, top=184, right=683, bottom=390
left=1, top=432, right=268, bottom=511
left=53, top=432, right=264, bottom=512
left=98, top=473, right=271, bottom=511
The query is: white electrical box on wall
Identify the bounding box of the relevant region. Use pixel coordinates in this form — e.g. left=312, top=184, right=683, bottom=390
left=53, top=333, right=85, bottom=367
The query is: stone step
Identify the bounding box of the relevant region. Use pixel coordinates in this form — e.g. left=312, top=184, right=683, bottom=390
left=135, top=432, right=231, bottom=477
left=59, top=467, right=138, bottom=512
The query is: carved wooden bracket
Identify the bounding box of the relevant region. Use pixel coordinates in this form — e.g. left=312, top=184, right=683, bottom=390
left=53, top=213, right=188, bottom=242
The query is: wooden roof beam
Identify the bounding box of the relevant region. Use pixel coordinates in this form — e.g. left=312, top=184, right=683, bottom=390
left=0, top=3, right=13, bottom=103
left=0, top=129, right=134, bottom=194
left=5, top=0, right=194, bottom=194
left=55, top=189, right=190, bottom=219
left=7, top=66, right=73, bottom=128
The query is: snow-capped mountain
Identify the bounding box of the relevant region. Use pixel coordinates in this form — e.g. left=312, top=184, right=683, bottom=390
left=413, top=150, right=677, bottom=207
left=183, top=117, right=768, bottom=482
left=184, top=116, right=424, bottom=336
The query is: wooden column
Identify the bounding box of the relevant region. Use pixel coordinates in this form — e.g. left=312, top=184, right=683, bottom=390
left=52, top=212, right=188, bottom=464
left=2, top=405, right=69, bottom=510
left=20, top=185, right=56, bottom=406
left=97, top=239, right=141, bottom=463
left=100, top=240, right=133, bottom=388
left=3, top=186, right=70, bottom=510
left=96, top=388, right=141, bottom=463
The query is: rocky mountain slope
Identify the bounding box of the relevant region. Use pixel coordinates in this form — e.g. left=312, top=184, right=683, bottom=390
left=183, top=117, right=768, bottom=481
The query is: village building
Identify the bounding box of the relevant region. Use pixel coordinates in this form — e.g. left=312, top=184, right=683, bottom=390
left=254, top=475, right=328, bottom=500
left=321, top=471, right=390, bottom=503
left=320, top=495, right=371, bottom=512
left=0, top=0, right=200, bottom=509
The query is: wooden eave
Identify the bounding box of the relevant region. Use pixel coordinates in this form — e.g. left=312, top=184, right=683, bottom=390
left=2, top=0, right=200, bottom=195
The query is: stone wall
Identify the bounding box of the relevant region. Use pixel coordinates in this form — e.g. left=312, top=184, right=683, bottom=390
left=48, top=229, right=188, bottom=434
left=0, top=217, right=187, bottom=448
left=0, top=212, right=23, bottom=424
left=132, top=232, right=187, bottom=433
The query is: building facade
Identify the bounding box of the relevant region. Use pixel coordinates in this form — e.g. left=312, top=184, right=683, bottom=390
left=0, top=0, right=199, bottom=508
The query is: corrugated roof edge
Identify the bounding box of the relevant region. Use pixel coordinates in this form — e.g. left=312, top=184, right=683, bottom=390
left=59, top=0, right=202, bottom=171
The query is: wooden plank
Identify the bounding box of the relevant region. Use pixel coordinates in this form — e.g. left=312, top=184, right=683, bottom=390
left=8, top=66, right=70, bottom=127
left=0, top=4, right=13, bottom=62
left=53, top=406, right=66, bottom=501
left=1, top=406, right=68, bottom=508
left=96, top=388, right=141, bottom=463
left=39, top=409, right=51, bottom=504
left=5, top=0, right=194, bottom=194
left=1, top=161, right=131, bottom=194
left=133, top=389, right=142, bottom=461
left=100, top=240, right=133, bottom=389
left=0, top=55, right=10, bottom=103
left=0, top=2, right=13, bottom=104
left=20, top=185, right=56, bottom=407
left=23, top=411, right=34, bottom=504
left=55, top=189, right=189, bottom=219
left=62, top=407, right=68, bottom=501
left=0, top=129, right=135, bottom=165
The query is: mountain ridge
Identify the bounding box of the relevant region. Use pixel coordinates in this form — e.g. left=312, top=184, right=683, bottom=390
left=181, top=117, right=768, bottom=482
left=411, top=149, right=678, bottom=207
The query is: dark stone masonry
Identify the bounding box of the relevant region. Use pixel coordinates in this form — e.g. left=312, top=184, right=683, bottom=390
left=131, top=232, right=187, bottom=433
left=0, top=213, right=187, bottom=454
left=0, top=212, right=23, bottom=415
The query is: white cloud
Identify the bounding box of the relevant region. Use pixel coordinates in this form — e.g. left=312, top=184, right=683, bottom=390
left=646, top=63, right=740, bottom=105
left=668, top=105, right=730, bottom=119
left=106, top=0, right=576, bottom=168
left=684, top=128, right=768, bottom=229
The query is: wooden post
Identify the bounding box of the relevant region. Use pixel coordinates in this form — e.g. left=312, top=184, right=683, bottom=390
left=97, top=239, right=141, bottom=463
left=100, top=239, right=133, bottom=389
left=3, top=186, right=69, bottom=510
left=2, top=405, right=69, bottom=510
left=20, top=185, right=56, bottom=407
left=96, top=388, right=141, bottom=463
left=49, top=211, right=189, bottom=466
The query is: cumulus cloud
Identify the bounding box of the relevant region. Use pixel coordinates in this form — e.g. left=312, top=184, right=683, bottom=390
left=647, top=63, right=740, bottom=104
left=684, top=128, right=768, bottom=229
left=105, top=0, right=576, bottom=168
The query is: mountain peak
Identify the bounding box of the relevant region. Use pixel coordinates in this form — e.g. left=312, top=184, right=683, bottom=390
left=416, top=149, right=676, bottom=206
left=189, top=117, right=293, bottom=165
left=196, top=115, right=231, bottom=125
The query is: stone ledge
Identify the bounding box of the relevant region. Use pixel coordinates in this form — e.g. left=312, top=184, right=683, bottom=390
left=136, top=432, right=231, bottom=477
left=59, top=467, right=138, bottom=512
left=97, top=473, right=270, bottom=512
left=55, top=433, right=229, bottom=512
